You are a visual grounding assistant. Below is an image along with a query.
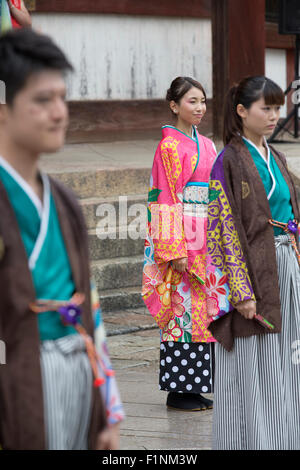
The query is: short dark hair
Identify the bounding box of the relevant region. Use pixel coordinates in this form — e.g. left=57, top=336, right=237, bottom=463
left=223, top=76, right=285, bottom=145
left=166, top=76, right=207, bottom=106
left=0, top=28, right=73, bottom=106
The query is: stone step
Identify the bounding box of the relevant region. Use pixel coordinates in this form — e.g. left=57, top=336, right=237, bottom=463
left=49, top=167, right=151, bottom=199
left=102, top=307, right=158, bottom=337
left=80, top=194, right=148, bottom=230
left=91, top=255, right=144, bottom=291
left=99, top=286, right=145, bottom=313
left=88, top=226, right=146, bottom=261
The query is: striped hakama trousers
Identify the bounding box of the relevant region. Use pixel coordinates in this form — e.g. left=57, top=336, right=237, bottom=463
left=40, top=334, right=93, bottom=450
left=212, top=235, right=300, bottom=450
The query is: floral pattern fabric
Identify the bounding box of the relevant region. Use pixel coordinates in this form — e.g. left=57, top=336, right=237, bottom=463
left=142, top=126, right=217, bottom=343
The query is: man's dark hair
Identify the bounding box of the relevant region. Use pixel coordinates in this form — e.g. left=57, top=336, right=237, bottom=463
left=0, top=27, right=73, bottom=106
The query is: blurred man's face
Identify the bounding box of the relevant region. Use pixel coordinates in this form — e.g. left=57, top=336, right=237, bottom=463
left=2, top=70, right=68, bottom=154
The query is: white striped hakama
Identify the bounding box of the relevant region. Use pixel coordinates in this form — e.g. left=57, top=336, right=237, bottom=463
left=40, top=334, right=93, bottom=450
left=212, top=235, right=300, bottom=450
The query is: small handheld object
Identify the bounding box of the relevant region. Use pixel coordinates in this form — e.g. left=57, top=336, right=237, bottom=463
left=254, top=314, right=274, bottom=330
left=191, top=271, right=205, bottom=285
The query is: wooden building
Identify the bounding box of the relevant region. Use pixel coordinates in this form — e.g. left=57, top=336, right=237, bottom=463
left=26, top=1, right=297, bottom=142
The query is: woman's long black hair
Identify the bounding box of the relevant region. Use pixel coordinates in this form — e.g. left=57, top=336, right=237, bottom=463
left=223, top=76, right=285, bottom=145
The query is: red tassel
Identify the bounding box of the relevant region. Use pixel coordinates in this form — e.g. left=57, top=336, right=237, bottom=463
left=105, top=369, right=115, bottom=377
left=94, top=377, right=105, bottom=387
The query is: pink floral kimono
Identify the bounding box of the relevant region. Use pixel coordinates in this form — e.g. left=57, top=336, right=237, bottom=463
left=142, top=125, right=217, bottom=344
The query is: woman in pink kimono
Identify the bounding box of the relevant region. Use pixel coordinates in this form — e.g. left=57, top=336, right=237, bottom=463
left=142, top=77, right=217, bottom=410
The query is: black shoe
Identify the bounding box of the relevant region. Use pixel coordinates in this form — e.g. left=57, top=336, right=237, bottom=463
left=166, top=392, right=207, bottom=411
left=198, top=394, right=213, bottom=409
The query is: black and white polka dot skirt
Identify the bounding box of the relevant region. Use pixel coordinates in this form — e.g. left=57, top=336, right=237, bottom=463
left=159, top=341, right=214, bottom=394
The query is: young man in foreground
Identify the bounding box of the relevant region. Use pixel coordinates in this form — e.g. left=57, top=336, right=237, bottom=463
left=0, top=27, right=123, bottom=450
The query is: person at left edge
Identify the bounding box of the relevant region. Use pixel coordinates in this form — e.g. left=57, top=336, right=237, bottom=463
left=7, top=0, right=32, bottom=28
left=0, top=28, right=124, bottom=450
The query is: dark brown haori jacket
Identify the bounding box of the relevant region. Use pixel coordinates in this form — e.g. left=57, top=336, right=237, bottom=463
left=0, top=177, right=107, bottom=450
left=208, top=137, right=300, bottom=351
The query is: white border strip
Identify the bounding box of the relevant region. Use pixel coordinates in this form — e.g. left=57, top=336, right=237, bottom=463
left=0, top=155, right=51, bottom=271
left=0, top=156, right=43, bottom=217
left=242, top=136, right=276, bottom=201
left=28, top=173, right=50, bottom=271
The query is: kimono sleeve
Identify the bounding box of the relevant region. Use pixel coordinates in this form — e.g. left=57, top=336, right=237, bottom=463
left=91, top=280, right=125, bottom=426
left=148, top=141, right=187, bottom=265
left=207, top=151, right=255, bottom=318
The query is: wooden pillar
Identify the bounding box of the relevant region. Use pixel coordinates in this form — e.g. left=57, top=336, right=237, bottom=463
left=212, top=0, right=266, bottom=140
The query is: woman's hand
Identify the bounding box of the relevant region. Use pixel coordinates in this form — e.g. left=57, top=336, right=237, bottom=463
left=172, top=257, right=188, bottom=273
left=236, top=299, right=256, bottom=320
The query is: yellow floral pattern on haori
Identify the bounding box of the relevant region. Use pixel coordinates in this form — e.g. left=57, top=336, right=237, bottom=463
left=160, top=137, right=182, bottom=204
left=207, top=179, right=255, bottom=309
left=150, top=203, right=186, bottom=264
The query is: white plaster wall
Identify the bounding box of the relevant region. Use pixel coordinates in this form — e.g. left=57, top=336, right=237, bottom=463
left=265, top=48, right=287, bottom=117
left=32, top=13, right=212, bottom=101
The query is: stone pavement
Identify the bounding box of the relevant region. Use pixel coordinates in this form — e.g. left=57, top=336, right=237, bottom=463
left=107, top=328, right=213, bottom=450
left=40, top=131, right=300, bottom=451
left=40, top=138, right=157, bottom=175
left=103, top=306, right=213, bottom=449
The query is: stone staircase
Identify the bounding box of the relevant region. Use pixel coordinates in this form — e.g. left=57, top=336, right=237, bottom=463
left=48, top=164, right=158, bottom=335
